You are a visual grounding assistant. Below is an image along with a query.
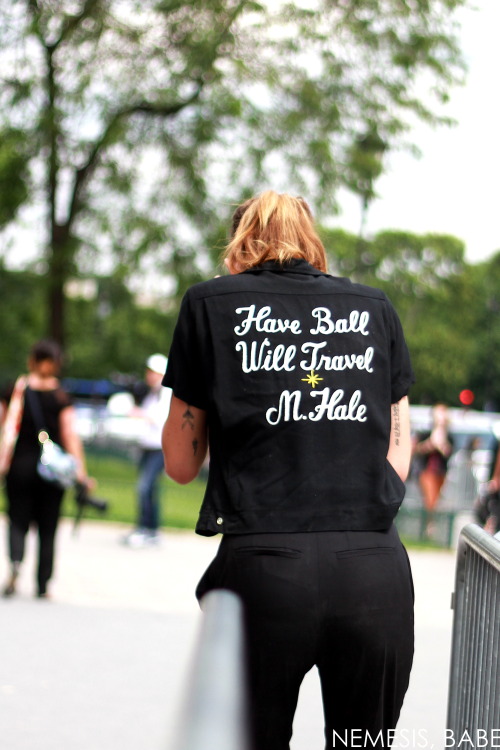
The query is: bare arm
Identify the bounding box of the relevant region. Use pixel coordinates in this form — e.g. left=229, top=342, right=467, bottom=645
left=387, top=396, right=412, bottom=482
left=162, top=395, right=208, bottom=484
left=59, top=405, right=88, bottom=483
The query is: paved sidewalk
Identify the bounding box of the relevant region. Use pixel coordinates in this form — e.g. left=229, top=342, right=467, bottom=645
left=0, top=517, right=457, bottom=750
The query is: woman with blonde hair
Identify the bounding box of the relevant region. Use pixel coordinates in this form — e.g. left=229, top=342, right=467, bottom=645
left=162, top=191, right=415, bottom=749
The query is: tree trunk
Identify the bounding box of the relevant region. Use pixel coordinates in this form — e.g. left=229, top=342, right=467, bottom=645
left=47, top=223, right=70, bottom=347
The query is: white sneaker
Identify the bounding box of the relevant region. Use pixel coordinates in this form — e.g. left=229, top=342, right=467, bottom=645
left=145, top=533, right=161, bottom=547
left=121, top=529, right=148, bottom=548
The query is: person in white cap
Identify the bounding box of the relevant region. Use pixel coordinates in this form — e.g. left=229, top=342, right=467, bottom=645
left=122, top=354, right=171, bottom=547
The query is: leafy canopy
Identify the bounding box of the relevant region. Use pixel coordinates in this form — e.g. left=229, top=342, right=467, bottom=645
left=0, top=0, right=467, bottom=344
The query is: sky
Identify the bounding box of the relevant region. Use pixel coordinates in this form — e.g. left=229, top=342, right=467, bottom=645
left=332, top=1, right=500, bottom=265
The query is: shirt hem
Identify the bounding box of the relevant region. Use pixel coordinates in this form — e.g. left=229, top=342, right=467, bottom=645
left=195, top=503, right=403, bottom=536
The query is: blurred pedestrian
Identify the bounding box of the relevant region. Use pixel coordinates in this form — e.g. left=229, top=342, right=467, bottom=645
left=162, top=191, right=415, bottom=749
left=0, top=339, right=91, bottom=598
left=474, top=441, right=500, bottom=535
left=414, top=403, right=453, bottom=536
left=121, top=354, right=171, bottom=548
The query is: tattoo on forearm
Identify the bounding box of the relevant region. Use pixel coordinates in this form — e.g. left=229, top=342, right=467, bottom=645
left=393, top=403, right=401, bottom=446
left=192, top=438, right=199, bottom=456
left=182, top=406, right=195, bottom=431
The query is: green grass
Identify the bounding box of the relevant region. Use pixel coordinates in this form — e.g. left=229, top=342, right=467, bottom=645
left=0, top=449, right=451, bottom=548
left=0, top=450, right=207, bottom=531
left=76, top=450, right=207, bottom=529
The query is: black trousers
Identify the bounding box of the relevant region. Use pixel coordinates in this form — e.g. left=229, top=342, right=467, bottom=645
left=196, top=525, right=414, bottom=750
left=5, top=460, right=64, bottom=595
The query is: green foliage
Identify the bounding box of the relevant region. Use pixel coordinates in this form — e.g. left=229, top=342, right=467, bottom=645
left=0, top=268, right=178, bottom=381
left=345, top=130, right=388, bottom=208
left=65, top=278, right=179, bottom=377
left=465, top=253, right=500, bottom=409
left=0, top=265, right=46, bottom=382
left=0, top=0, right=467, bottom=345
left=320, top=226, right=494, bottom=408
left=79, top=450, right=206, bottom=529
left=0, top=130, right=30, bottom=227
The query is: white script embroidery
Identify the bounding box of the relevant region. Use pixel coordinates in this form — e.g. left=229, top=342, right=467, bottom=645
left=235, top=339, right=373, bottom=374
left=266, top=389, right=367, bottom=425
left=236, top=339, right=297, bottom=373
left=232, top=303, right=374, bottom=426
left=234, top=305, right=302, bottom=336
left=300, top=343, right=374, bottom=373
left=309, top=307, right=370, bottom=336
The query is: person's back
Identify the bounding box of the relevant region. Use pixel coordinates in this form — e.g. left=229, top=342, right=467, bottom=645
left=168, top=260, right=412, bottom=536
left=162, top=191, right=415, bottom=749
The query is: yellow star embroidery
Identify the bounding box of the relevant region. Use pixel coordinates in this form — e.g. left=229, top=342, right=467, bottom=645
left=301, top=370, right=323, bottom=388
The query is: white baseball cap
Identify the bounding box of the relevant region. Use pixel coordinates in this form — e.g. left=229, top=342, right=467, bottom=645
left=146, top=353, right=168, bottom=375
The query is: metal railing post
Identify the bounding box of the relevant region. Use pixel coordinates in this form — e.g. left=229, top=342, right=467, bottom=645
left=171, top=589, right=250, bottom=750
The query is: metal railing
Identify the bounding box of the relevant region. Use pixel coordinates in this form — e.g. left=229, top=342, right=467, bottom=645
left=171, top=589, right=250, bottom=750
left=447, top=524, right=500, bottom=740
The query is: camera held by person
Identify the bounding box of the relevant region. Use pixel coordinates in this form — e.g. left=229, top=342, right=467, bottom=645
left=73, top=480, right=109, bottom=532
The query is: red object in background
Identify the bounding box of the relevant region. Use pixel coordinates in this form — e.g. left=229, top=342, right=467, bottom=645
left=459, top=389, right=475, bottom=406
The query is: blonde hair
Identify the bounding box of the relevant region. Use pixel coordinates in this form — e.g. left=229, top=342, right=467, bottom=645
left=223, top=191, right=328, bottom=273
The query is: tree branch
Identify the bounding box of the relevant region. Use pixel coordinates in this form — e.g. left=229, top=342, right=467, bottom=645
left=210, top=0, right=249, bottom=60
left=66, top=83, right=204, bottom=228
left=122, top=90, right=203, bottom=117
left=26, top=0, right=43, bottom=41
left=51, top=0, right=102, bottom=52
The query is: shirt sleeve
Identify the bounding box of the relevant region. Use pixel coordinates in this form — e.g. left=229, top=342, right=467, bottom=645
left=386, top=298, right=415, bottom=403
left=162, top=291, right=209, bottom=410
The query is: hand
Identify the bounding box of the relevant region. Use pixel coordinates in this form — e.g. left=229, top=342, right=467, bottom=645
left=485, top=516, right=497, bottom=534
left=429, top=426, right=451, bottom=456
left=488, top=477, right=500, bottom=493
left=77, top=474, right=97, bottom=491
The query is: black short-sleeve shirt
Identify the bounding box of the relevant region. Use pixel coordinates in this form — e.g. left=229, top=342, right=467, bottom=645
left=164, top=259, right=415, bottom=536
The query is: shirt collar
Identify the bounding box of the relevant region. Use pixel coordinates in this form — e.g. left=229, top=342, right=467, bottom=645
left=243, top=259, right=326, bottom=276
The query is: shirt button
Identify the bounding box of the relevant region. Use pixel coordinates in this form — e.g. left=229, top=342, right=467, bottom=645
left=216, top=517, right=223, bottom=525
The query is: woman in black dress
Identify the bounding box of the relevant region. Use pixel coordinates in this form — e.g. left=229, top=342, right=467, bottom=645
left=1, top=340, right=89, bottom=598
